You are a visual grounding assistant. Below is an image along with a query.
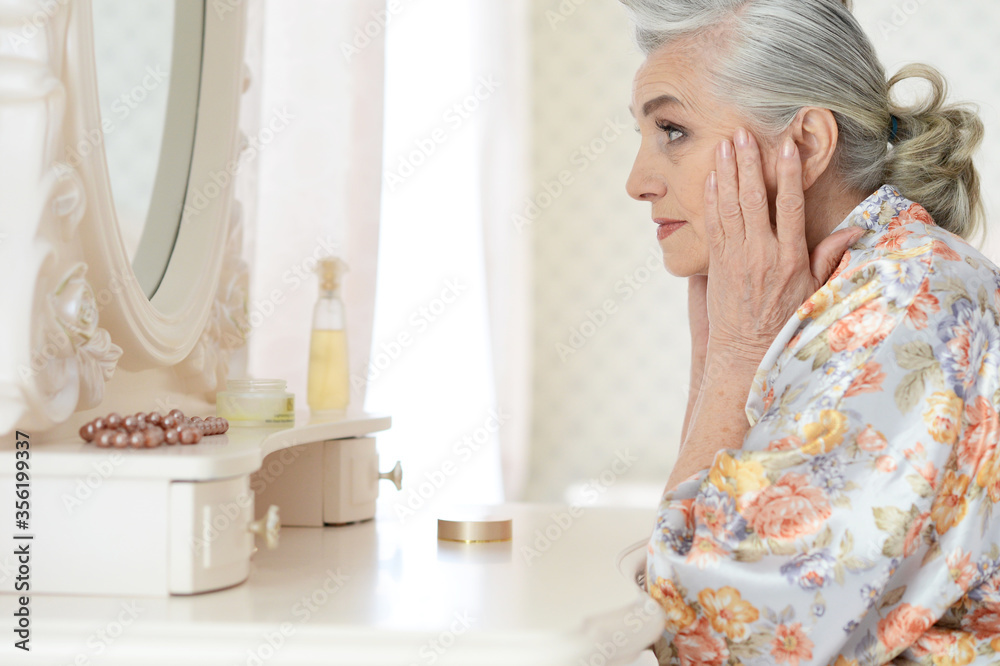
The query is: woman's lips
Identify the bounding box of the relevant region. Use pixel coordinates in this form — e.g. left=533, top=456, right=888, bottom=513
left=655, top=218, right=686, bottom=240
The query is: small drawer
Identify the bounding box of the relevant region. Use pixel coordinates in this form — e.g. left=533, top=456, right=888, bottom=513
left=323, top=437, right=379, bottom=525
left=169, top=475, right=254, bottom=594
left=252, top=437, right=397, bottom=527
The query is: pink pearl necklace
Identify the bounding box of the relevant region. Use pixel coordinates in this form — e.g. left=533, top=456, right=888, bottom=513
left=78, top=409, right=229, bottom=448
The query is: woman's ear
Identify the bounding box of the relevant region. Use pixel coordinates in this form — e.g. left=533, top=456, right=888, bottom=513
left=788, top=107, right=839, bottom=191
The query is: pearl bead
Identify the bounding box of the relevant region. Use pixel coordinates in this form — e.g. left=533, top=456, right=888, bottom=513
left=129, top=432, right=145, bottom=448
left=123, top=415, right=138, bottom=431
left=93, top=417, right=105, bottom=431
left=79, top=422, right=96, bottom=441
left=144, top=428, right=163, bottom=448
left=165, top=428, right=179, bottom=445
left=105, top=413, right=122, bottom=429
left=95, top=430, right=114, bottom=448
left=112, top=430, right=129, bottom=448
left=162, top=415, right=176, bottom=429
left=180, top=427, right=201, bottom=445
left=168, top=409, right=185, bottom=422
left=147, top=411, right=162, bottom=426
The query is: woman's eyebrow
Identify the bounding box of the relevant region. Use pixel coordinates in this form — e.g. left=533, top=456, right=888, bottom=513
left=628, top=93, right=684, bottom=118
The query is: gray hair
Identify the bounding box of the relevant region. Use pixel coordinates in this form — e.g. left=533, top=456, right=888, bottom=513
left=619, top=0, right=985, bottom=241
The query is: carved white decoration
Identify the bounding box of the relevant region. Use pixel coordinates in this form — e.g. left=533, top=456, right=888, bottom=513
left=179, top=201, right=250, bottom=392
left=0, top=1, right=122, bottom=431
left=51, top=161, right=87, bottom=239
left=45, top=263, right=123, bottom=410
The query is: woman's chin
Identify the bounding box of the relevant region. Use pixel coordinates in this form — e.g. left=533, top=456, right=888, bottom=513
left=659, top=247, right=707, bottom=278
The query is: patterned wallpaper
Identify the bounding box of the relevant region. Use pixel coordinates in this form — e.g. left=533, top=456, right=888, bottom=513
left=525, top=0, right=677, bottom=503
left=523, top=0, right=1000, bottom=503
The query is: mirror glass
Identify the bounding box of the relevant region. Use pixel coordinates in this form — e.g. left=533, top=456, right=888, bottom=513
left=92, top=0, right=205, bottom=298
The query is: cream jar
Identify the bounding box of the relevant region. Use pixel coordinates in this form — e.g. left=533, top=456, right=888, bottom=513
left=216, top=379, right=295, bottom=426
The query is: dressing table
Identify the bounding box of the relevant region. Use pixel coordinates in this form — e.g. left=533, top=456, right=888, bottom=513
left=0, top=0, right=666, bottom=663
left=0, top=503, right=663, bottom=665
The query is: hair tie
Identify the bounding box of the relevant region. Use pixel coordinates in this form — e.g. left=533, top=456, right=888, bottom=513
left=889, top=114, right=900, bottom=143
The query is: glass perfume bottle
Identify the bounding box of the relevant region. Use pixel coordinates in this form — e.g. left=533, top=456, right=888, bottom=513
left=307, top=258, right=350, bottom=415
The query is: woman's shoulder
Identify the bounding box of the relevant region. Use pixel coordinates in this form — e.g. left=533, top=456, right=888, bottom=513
left=821, top=187, right=1000, bottom=319
left=752, top=187, right=999, bottom=423
left=838, top=186, right=999, bottom=288
left=777, top=188, right=1000, bottom=395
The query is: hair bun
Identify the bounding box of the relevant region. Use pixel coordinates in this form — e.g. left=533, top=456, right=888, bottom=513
left=885, top=63, right=985, bottom=239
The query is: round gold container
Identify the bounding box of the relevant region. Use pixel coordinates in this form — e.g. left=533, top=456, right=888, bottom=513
left=437, top=517, right=513, bottom=543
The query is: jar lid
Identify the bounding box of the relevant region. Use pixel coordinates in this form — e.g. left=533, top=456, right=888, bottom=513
left=225, top=378, right=287, bottom=392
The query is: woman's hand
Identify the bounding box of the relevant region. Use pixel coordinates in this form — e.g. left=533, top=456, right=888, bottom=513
left=703, top=129, right=862, bottom=367
left=665, top=128, right=861, bottom=491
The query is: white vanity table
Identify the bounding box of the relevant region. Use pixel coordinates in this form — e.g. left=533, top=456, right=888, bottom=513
left=0, top=499, right=664, bottom=666
left=0, top=410, right=396, bottom=596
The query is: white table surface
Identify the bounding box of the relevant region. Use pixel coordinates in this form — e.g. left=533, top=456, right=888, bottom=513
left=0, top=502, right=666, bottom=666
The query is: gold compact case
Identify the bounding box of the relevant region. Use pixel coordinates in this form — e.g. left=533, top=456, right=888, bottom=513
left=437, top=515, right=513, bottom=543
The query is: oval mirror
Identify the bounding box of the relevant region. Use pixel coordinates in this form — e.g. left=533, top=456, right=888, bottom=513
left=92, top=0, right=205, bottom=298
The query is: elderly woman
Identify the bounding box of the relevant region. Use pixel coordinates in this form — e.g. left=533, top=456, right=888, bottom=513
left=622, top=0, right=999, bottom=664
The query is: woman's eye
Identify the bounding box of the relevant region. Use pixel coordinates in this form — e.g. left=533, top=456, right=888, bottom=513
left=634, top=121, right=686, bottom=143
left=656, top=121, right=685, bottom=142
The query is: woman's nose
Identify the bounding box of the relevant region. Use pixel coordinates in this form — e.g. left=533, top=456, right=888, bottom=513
left=625, top=151, right=666, bottom=202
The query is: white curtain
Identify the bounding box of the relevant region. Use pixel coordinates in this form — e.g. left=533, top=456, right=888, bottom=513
left=472, top=0, right=533, bottom=500
left=363, top=0, right=533, bottom=512
left=245, top=0, right=532, bottom=506
left=245, top=0, right=385, bottom=408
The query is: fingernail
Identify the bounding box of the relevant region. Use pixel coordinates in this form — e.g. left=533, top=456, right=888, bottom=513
left=735, top=127, right=749, bottom=148
left=720, top=140, right=732, bottom=159
left=782, top=137, right=796, bottom=158
left=708, top=171, right=717, bottom=190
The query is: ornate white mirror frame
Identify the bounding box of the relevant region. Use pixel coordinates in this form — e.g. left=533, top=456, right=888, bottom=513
left=0, top=0, right=249, bottom=437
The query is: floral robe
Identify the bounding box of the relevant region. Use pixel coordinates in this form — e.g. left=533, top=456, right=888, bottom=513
left=646, top=185, right=1000, bottom=666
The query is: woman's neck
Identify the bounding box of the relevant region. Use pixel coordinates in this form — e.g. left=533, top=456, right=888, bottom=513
left=804, top=173, right=872, bottom=253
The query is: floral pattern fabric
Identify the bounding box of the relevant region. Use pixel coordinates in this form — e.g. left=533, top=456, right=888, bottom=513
left=646, top=185, right=1000, bottom=665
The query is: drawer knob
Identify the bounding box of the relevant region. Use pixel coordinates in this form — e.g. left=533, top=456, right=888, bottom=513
left=378, top=461, right=403, bottom=491
left=249, top=505, right=281, bottom=549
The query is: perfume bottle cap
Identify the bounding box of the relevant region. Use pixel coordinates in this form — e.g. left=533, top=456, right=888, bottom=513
left=318, top=257, right=348, bottom=291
